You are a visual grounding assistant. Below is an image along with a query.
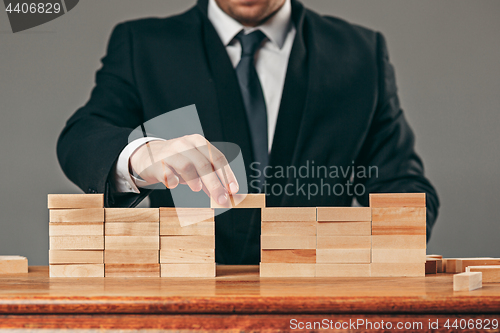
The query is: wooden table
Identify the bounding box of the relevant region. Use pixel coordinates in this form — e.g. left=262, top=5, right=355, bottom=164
left=0, top=266, right=499, bottom=331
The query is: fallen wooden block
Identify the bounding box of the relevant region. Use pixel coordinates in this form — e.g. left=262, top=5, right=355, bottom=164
left=261, top=249, right=316, bottom=263
left=104, top=250, right=159, bottom=264
left=50, top=236, right=104, bottom=250
left=259, top=263, right=315, bottom=277
left=316, top=221, right=371, bottom=236
left=160, top=221, right=214, bottom=236
left=49, top=250, right=103, bottom=264
left=458, top=258, right=500, bottom=273
left=210, top=194, right=265, bottom=208
left=160, top=208, right=214, bottom=227
left=49, top=208, right=104, bottom=223
left=261, top=208, right=316, bottom=222
left=105, top=208, right=159, bottom=222
left=316, top=249, right=371, bottom=264
left=261, top=222, right=316, bottom=236
left=49, top=264, right=104, bottom=277
left=371, top=207, right=426, bottom=235
left=105, top=264, right=160, bottom=277
left=453, top=272, right=482, bottom=291
left=426, top=254, right=443, bottom=259
left=370, top=263, right=425, bottom=277
left=316, top=207, right=371, bottom=222
left=48, top=194, right=104, bottom=209
left=369, top=193, right=426, bottom=208
left=371, top=249, right=426, bottom=263
left=160, top=236, right=215, bottom=249
left=260, top=235, right=316, bottom=250
left=317, top=236, right=371, bottom=249
left=160, top=263, right=216, bottom=277
left=49, top=223, right=104, bottom=236
left=160, top=249, right=215, bottom=263
left=0, top=256, right=28, bottom=274
left=105, top=236, right=159, bottom=250
left=316, top=264, right=371, bottom=277
left=371, top=235, right=426, bottom=249
left=105, top=222, right=159, bottom=236
left=466, top=266, right=500, bottom=283
left=425, top=259, right=437, bottom=274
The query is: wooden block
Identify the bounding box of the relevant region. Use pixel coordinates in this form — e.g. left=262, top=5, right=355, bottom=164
left=50, top=236, right=104, bottom=250
left=49, top=209, right=104, bottom=223
left=210, top=194, right=265, bottom=208
left=160, top=208, right=214, bottom=227
left=0, top=256, right=28, bottom=274
left=369, top=193, right=426, bottom=208
left=160, top=263, right=216, bottom=277
left=105, top=222, right=159, bottom=236
left=261, top=222, right=316, bottom=236
left=316, top=207, right=371, bottom=222
left=372, top=235, right=426, bottom=249
left=372, top=249, right=426, bottom=263
left=466, top=266, right=500, bottom=283
left=49, top=264, right=104, bottom=277
left=160, top=249, right=215, bottom=263
left=105, top=236, right=159, bottom=250
left=259, top=263, right=315, bottom=277
left=458, top=258, right=500, bottom=273
left=261, top=236, right=316, bottom=250
left=160, top=221, right=214, bottom=236
left=370, top=263, right=425, bottom=277
left=105, top=264, right=160, bottom=277
left=49, top=250, right=103, bottom=264
left=442, top=259, right=447, bottom=273
left=317, top=221, right=371, bottom=236
left=316, top=249, right=371, bottom=264
left=426, top=254, right=443, bottom=259
left=160, top=236, right=215, bottom=249
left=371, top=208, right=426, bottom=235
left=454, top=272, right=482, bottom=291
left=316, top=264, right=371, bottom=277
left=425, top=259, right=437, bottom=274
left=261, top=250, right=316, bottom=263
left=48, top=194, right=104, bottom=209
left=445, top=259, right=463, bottom=273
left=104, top=250, right=159, bottom=264
left=49, top=223, right=103, bottom=236
left=317, top=236, right=371, bottom=249
left=427, top=258, right=443, bottom=273
left=105, top=208, right=159, bottom=222
left=261, top=208, right=316, bottom=222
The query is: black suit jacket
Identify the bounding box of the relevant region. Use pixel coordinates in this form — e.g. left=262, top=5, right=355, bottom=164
left=57, top=0, right=439, bottom=264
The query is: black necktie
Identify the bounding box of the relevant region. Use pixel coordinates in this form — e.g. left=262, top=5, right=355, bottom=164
left=235, top=30, right=268, bottom=189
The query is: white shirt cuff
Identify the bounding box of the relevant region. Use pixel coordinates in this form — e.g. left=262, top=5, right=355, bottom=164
left=113, top=137, right=166, bottom=193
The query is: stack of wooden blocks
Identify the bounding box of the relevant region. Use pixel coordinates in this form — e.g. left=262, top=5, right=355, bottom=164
left=260, top=193, right=427, bottom=277
left=104, top=208, right=160, bottom=277
left=260, top=207, right=317, bottom=277
left=48, top=194, right=105, bottom=277
left=159, top=208, right=216, bottom=277
left=48, top=194, right=216, bottom=278
left=315, top=207, right=372, bottom=277
left=370, top=193, right=427, bottom=277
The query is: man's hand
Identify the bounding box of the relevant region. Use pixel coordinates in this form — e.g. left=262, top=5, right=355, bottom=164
left=129, top=134, right=239, bottom=205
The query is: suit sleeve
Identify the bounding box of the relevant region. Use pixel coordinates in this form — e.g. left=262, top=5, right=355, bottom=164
left=354, top=32, right=439, bottom=241
left=57, top=23, right=150, bottom=207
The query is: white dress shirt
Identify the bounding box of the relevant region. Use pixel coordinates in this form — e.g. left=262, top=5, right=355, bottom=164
left=114, top=0, right=295, bottom=193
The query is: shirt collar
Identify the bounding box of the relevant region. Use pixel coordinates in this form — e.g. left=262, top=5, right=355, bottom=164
left=208, top=0, right=292, bottom=49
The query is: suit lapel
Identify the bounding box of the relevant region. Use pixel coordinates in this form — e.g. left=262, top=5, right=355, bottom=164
left=267, top=0, right=309, bottom=206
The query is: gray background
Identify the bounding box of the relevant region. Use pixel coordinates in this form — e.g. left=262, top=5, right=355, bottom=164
left=1, top=1, right=499, bottom=265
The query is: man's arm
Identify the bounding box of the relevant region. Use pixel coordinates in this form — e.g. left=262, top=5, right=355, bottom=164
left=354, top=32, right=439, bottom=241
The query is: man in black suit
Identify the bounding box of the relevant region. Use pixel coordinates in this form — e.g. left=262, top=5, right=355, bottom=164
left=57, top=0, right=439, bottom=264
